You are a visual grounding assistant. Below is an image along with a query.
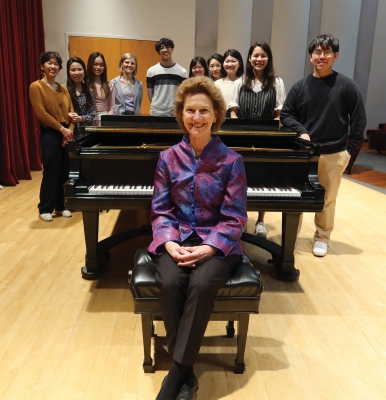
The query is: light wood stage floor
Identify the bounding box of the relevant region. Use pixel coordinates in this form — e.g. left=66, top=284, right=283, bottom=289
left=0, top=171, right=385, bottom=400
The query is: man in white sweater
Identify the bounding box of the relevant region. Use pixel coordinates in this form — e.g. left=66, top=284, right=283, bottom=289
left=146, top=38, right=187, bottom=116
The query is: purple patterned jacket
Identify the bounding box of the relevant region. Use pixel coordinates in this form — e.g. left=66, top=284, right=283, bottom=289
left=148, top=135, right=247, bottom=257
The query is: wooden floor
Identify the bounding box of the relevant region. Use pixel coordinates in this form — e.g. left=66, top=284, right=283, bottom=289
left=347, top=166, right=386, bottom=188
left=1, top=171, right=386, bottom=399
left=346, top=143, right=386, bottom=188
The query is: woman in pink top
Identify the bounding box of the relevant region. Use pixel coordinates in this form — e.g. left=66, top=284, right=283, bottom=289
left=87, top=52, right=115, bottom=125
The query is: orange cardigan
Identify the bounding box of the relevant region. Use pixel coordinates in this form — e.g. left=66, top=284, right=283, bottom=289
left=29, top=80, right=75, bottom=132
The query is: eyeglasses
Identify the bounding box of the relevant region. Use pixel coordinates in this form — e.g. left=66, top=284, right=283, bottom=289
left=312, top=50, right=335, bottom=57
left=159, top=45, right=171, bottom=50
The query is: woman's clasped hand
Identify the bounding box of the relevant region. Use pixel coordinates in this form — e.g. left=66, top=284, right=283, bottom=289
left=164, top=241, right=217, bottom=267
left=59, top=125, right=73, bottom=145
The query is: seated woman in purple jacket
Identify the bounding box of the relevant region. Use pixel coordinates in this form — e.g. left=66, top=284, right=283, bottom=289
left=148, top=76, right=247, bottom=400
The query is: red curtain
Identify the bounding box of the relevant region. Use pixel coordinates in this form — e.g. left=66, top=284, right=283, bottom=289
left=0, top=0, right=45, bottom=186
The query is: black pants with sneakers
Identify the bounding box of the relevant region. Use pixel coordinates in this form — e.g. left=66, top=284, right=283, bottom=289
left=38, top=126, right=69, bottom=214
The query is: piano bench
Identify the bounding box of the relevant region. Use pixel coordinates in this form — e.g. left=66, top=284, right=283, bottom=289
left=128, top=248, right=263, bottom=374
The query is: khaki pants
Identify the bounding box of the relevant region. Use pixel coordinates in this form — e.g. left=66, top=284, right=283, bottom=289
left=298, top=150, right=351, bottom=244
left=314, top=150, right=351, bottom=243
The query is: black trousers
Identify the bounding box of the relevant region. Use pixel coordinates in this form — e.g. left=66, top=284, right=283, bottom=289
left=155, top=234, right=240, bottom=365
left=38, top=127, right=69, bottom=214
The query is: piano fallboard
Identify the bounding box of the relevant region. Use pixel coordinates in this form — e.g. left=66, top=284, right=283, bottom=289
left=66, top=196, right=324, bottom=213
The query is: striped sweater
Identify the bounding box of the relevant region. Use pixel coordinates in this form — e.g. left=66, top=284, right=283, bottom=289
left=146, top=62, right=187, bottom=116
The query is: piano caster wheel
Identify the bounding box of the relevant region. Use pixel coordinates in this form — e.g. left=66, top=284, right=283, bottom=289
left=276, top=268, right=300, bottom=282
left=81, top=265, right=105, bottom=280
left=81, top=253, right=109, bottom=280
left=234, top=362, right=245, bottom=374
left=143, top=362, right=154, bottom=373
left=226, top=321, right=235, bottom=338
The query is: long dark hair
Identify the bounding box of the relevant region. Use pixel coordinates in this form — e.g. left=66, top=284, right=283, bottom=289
left=221, top=49, right=244, bottom=78
left=66, top=57, right=94, bottom=111
left=244, top=42, right=275, bottom=91
left=188, top=56, right=210, bottom=78
left=87, top=52, right=111, bottom=101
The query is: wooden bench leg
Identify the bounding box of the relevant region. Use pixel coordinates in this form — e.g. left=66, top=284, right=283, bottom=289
left=234, top=314, right=249, bottom=374
left=141, top=314, right=154, bottom=373
left=226, top=321, right=235, bottom=338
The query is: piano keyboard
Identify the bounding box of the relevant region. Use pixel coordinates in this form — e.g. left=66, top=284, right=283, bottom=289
left=247, top=187, right=301, bottom=197
left=88, top=185, right=301, bottom=198
left=88, top=185, right=154, bottom=195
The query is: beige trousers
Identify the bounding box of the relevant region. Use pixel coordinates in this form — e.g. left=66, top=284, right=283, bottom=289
left=314, top=150, right=351, bottom=243
left=298, top=150, right=351, bottom=244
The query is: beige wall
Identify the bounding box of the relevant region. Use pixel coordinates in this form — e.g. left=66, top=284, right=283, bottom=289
left=320, top=0, right=362, bottom=79
left=271, top=0, right=311, bottom=89
left=42, top=0, right=386, bottom=130
left=366, top=0, right=386, bottom=131
left=217, top=0, right=253, bottom=59
left=42, top=0, right=195, bottom=83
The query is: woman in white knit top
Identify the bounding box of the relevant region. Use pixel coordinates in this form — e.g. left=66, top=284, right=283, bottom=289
left=214, top=49, right=244, bottom=116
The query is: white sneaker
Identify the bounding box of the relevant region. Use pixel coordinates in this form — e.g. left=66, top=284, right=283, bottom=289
left=55, top=209, right=72, bottom=218
left=254, top=222, right=267, bottom=238
left=40, top=213, right=53, bottom=222
left=313, top=241, right=328, bottom=257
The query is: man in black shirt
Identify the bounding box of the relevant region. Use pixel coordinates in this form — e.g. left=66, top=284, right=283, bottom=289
left=281, top=34, right=366, bottom=257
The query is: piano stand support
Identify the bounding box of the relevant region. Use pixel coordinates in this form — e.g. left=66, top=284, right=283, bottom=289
left=241, top=211, right=301, bottom=282
left=81, top=210, right=152, bottom=280
left=81, top=210, right=301, bottom=281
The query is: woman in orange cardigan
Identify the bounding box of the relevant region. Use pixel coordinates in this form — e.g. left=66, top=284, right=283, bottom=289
left=29, top=51, right=74, bottom=222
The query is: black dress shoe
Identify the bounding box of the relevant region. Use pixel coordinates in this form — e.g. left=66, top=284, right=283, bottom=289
left=176, top=374, right=199, bottom=400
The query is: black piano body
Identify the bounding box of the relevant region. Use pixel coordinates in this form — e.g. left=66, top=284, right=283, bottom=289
left=64, top=115, right=325, bottom=281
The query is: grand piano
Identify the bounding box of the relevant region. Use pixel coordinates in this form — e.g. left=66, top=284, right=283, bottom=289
left=64, top=115, right=325, bottom=281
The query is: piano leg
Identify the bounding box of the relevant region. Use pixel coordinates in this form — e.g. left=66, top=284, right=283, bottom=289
left=81, top=210, right=107, bottom=280
left=280, top=212, right=301, bottom=281
left=241, top=211, right=300, bottom=281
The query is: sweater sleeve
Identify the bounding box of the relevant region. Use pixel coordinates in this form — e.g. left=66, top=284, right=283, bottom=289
left=61, top=85, right=75, bottom=132
left=346, top=82, right=367, bottom=154
left=280, top=83, right=308, bottom=135
left=146, top=74, right=154, bottom=102
left=29, top=82, right=63, bottom=131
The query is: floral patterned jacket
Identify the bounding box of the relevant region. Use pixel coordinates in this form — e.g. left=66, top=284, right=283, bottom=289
left=148, top=135, right=247, bottom=257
